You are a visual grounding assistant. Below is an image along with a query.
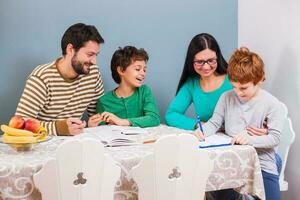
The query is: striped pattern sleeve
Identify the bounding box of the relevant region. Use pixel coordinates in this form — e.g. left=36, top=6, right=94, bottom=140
left=86, top=69, right=104, bottom=117
left=15, top=75, right=58, bottom=135
left=15, top=62, right=104, bottom=136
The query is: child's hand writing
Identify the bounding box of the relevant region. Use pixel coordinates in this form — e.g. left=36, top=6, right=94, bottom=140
left=193, top=128, right=205, bottom=141
left=88, top=114, right=103, bottom=127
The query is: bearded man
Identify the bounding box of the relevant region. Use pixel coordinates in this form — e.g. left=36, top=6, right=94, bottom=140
left=15, top=23, right=105, bottom=135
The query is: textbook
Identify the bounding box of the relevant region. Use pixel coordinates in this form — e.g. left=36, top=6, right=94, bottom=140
left=199, top=134, right=232, bottom=148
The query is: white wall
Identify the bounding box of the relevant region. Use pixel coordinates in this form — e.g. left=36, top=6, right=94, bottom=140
left=239, top=0, right=300, bottom=199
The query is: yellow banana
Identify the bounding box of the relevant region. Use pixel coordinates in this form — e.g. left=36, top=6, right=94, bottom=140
left=35, top=126, right=47, bottom=136
left=1, top=124, right=34, bottom=137
left=2, top=133, right=37, bottom=144
left=36, top=132, right=47, bottom=142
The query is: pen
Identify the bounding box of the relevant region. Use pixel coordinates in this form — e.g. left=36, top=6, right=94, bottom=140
left=196, top=115, right=204, bottom=133
left=199, top=143, right=232, bottom=149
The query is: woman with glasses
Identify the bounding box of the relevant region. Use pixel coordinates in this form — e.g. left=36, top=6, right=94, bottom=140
left=165, top=34, right=234, bottom=200
left=165, top=33, right=232, bottom=129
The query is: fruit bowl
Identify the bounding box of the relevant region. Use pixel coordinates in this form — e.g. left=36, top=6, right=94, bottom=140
left=0, top=135, right=52, bottom=151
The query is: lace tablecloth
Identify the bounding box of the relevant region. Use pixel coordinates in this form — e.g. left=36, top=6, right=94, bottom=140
left=0, top=125, right=265, bottom=200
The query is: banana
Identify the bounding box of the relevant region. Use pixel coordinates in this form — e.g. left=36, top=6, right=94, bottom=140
left=36, top=132, right=47, bottom=142
left=36, top=126, right=47, bottom=135
left=2, top=133, right=37, bottom=144
left=1, top=124, right=34, bottom=137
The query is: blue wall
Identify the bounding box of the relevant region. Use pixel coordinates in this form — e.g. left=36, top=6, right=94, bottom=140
left=0, top=0, right=237, bottom=124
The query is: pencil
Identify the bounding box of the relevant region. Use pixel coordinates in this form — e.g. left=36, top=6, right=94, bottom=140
left=143, top=139, right=156, bottom=144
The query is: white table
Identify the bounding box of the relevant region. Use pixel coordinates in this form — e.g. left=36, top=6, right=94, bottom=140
left=0, top=125, right=265, bottom=200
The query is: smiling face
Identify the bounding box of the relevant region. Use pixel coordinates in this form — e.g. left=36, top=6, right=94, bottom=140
left=118, top=60, right=146, bottom=88
left=231, top=81, right=262, bottom=102
left=71, top=41, right=100, bottom=75
left=193, top=48, right=217, bottom=78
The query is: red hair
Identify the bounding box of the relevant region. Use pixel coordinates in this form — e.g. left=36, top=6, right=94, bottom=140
left=228, top=47, right=265, bottom=85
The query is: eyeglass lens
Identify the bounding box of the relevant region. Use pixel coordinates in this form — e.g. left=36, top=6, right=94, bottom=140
left=194, top=58, right=217, bottom=66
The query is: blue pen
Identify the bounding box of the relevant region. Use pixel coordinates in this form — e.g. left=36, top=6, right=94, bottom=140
left=196, top=115, right=204, bottom=133
left=199, top=143, right=232, bottom=149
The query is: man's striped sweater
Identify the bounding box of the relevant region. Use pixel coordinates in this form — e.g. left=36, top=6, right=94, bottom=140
left=15, top=59, right=104, bottom=135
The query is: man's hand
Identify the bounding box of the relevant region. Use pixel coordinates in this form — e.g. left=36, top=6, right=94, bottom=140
left=66, top=118, right=86, bottom=135
left=231, top=134, right=249, bottom=145
left=193, top=128, right=205, bottom=141
left=100, top=112, right=131, bottom=126
left=88, top=114, right=103, bottom=127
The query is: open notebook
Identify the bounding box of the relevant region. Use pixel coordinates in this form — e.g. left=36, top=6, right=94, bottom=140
left=199, top=133, right=232, bottom=148
left=78, top=125, right=147, bottom=147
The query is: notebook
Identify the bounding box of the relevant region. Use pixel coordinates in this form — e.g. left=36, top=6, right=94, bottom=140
left=199, top=134, right=232, bottom=148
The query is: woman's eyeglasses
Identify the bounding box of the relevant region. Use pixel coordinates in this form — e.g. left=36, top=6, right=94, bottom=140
left=193, top=58, right=217, bottom=67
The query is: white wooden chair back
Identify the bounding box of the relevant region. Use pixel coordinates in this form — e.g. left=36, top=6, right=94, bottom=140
left=130, top=134, right=213, bottom=200
left=277, top=117, right=295, bottom=191
left=276, top=102, right=295, bottom=191
left=33, top=138, right=121, bottom=200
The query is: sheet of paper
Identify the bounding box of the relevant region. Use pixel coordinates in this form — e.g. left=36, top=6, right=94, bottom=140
left=199, top=134, right=232, bottom=148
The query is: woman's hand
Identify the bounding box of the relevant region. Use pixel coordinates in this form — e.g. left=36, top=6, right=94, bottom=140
left=88, top=114, right=103, bottom=127
left=193, top=128, right=205, bottom=141
left=231, top=134, right=249, bottom=145
left=100, top=112, right=131, bottom=126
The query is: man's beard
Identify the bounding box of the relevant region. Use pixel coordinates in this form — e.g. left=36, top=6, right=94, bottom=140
left=71, top=54, right=92, bottom=75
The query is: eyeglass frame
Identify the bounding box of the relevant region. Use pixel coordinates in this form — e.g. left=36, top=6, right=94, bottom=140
left=193, top=58, right=217, bottom=67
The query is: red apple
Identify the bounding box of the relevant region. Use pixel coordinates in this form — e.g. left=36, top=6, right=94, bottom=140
left=8, top=115, right=25, bottom=129
left=24, top=119, right=41, bottom=133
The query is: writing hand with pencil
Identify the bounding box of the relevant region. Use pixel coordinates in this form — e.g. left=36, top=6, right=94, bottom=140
left=193, top=116, right=205, bottom=141
left=194, top=127, right=205, bottom=141
left=67, top=118, right=86, bottom=135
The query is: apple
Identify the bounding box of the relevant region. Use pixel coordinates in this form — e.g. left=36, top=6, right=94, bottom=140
left=8, top=115, right=25, bottom=129
left=24, top=119, right=41, bottom=133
